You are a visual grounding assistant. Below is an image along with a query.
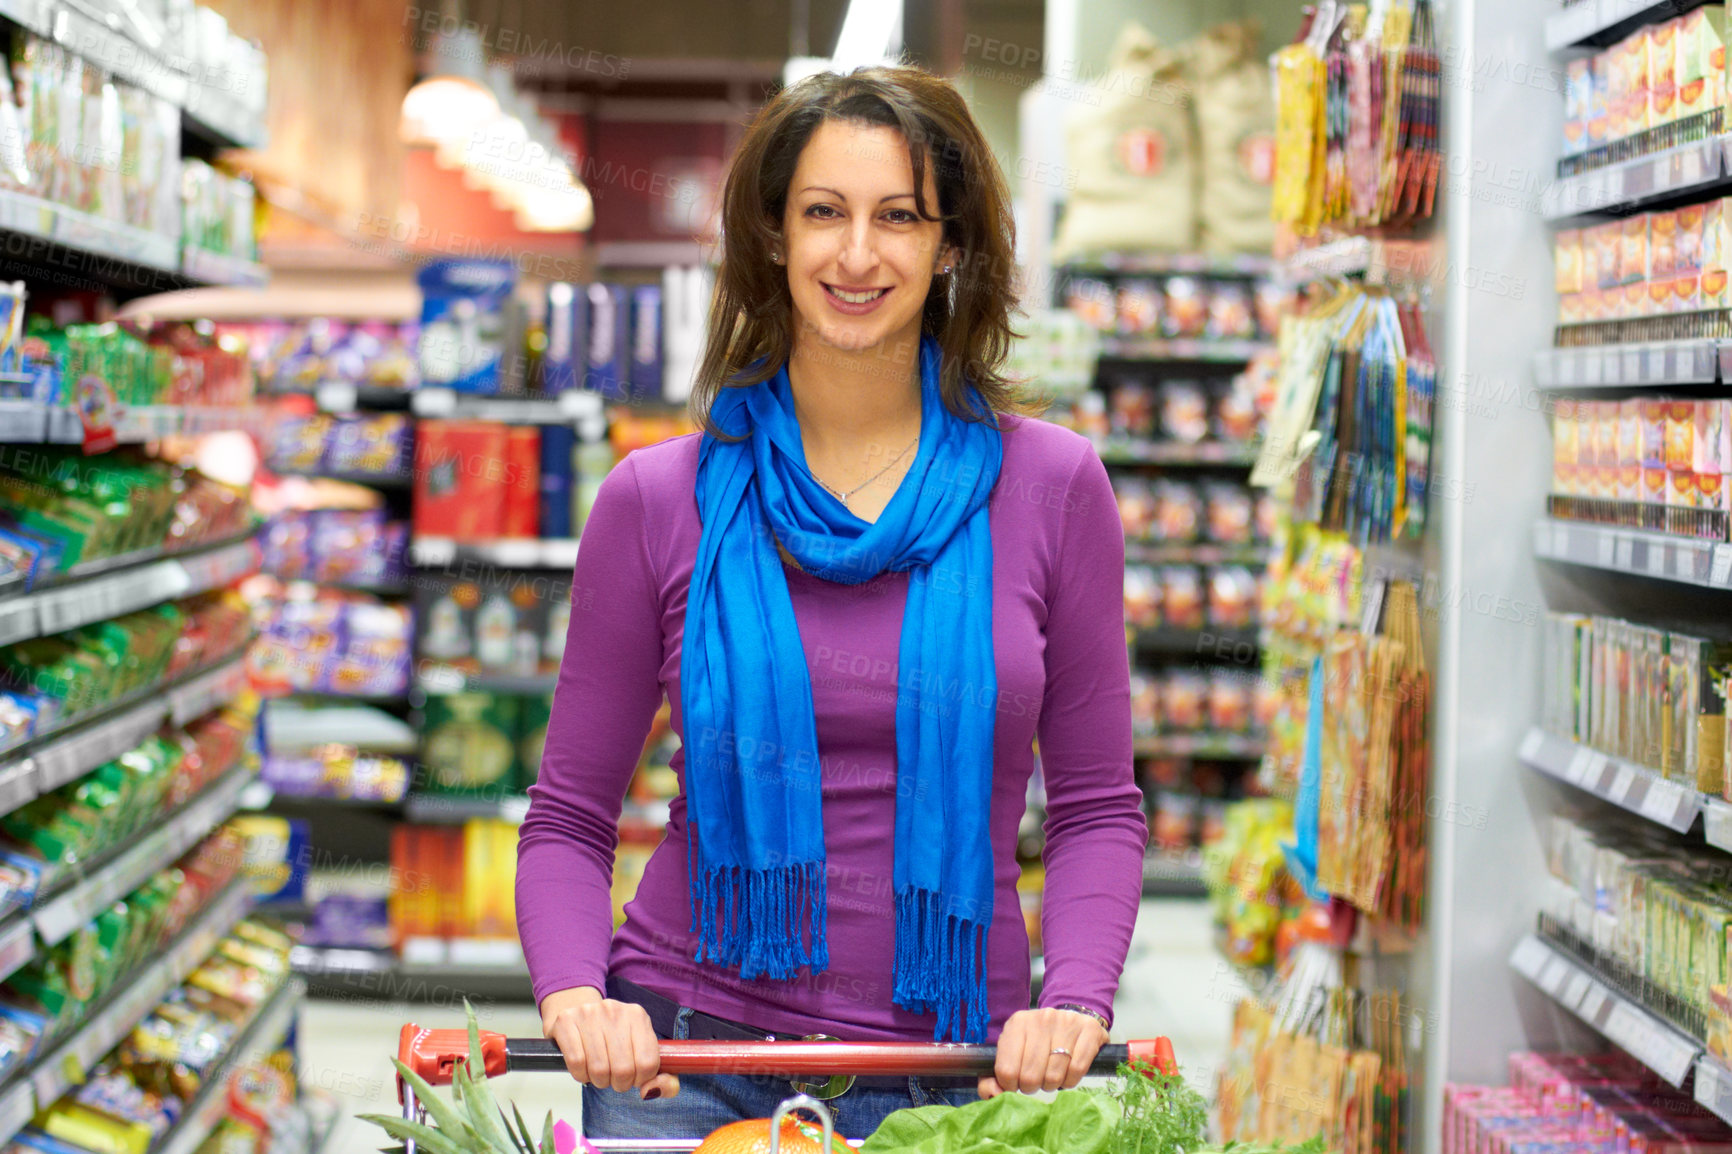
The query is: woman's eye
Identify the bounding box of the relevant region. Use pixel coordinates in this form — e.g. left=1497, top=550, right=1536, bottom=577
left=805, top=204, right=839, bottom=219
left=884, top=209, right=917, bottom=224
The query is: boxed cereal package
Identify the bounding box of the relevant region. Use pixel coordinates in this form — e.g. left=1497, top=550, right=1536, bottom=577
left=1566, top=58, right=1594, bottom=154
left=1650, top=19, right=1682, bottom=125
left=1555, top=229, right=1585, bottom=295
left=1677, top=6, right=1726, bottom=121
left=1703, top=198, right=1732, bottom=309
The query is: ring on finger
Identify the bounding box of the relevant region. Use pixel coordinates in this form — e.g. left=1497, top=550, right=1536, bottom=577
left=1049, top=1047, right=1071, bottom=1057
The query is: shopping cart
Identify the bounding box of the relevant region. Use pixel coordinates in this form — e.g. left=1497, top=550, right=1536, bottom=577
left=396, top=1024, right=1179, bottom=1153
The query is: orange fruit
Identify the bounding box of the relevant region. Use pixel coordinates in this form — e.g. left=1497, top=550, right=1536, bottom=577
left=692, top=1116, right=849, bottom=1154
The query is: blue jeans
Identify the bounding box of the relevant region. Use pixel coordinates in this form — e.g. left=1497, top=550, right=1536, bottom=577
left=581, top=1004, right=978, bottom=1143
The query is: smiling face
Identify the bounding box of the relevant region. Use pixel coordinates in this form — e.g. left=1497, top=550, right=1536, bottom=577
left=779, top=119, right=955, bottom=358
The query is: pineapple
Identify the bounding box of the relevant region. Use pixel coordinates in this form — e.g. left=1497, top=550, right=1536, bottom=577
left=361, top=1004, right=563, bottom=1154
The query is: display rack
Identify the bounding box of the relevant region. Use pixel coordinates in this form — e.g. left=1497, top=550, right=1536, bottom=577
left=1095, top=440, right=1261, bottom=467
left=1532, top=519, right=1732, bottom=589
left=1097, top=338, right=1273, bottom=363
left=0, top=400, right=266, bottom=446
left=0, top=531, right=259, bottom=647
left=403, top=794, right=530, bottom=825
left=1531, top=340, right=1725, bottom=387
left=154, top=980, right=306, bottom=1154
left=1516, top=727, right=1699, bottom=832
left=1508, top=932, right=1700, bottom=1087
left=1134, top=733, right=1269, bottom=760
left=409, top=536, right=583, bottom=570
left=415, top=666, right=559, bottom=696
left=1541, top=135, right=1729, bottom=221
left=411, top=388, right=605, bottom=424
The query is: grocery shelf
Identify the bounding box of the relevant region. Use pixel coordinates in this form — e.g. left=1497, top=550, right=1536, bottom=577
left=30, top=760, right=256, bottom=945
left=1061, top=251, right=1274, bottom=277
left=264, top=380, right=414, bottom=414
left=155, top=979, right=305, bottom=1154
left=268, top=465, right=413, bottom=489
left=1509, top=931, right=1700, bottom=1086
left=416, top=664, right=559, bottom=696
left=0, top=532, right=260, bottom=646
left=0, top=400, right=264, bottom=446
left=1134, top=733, right=1267, bottom=760
left=411, top=388, right=605, bottom=424
left=1125, top=542, right=1272, bottom=566
left=404, top=792, right=529, bottom=825
left=1096, top=440, right=1260, bottom=467
left=1531, top=340, right=1723, bottom=389
left=1131, top=626, right=1260, bottom=658
left=179, top=247, right=268, bottom=288
left=1096, top=337, right=1273, bottom=363
left=1532, top=518, right=1732, bottom=588
left=1517, top=727, right=1701, bottom=834
left=27, top=874, right=252, bottom=1106
left=1, top=644, right=253, bottom=788
left=1541, top=135, right=1728, bottom=222
left=181, top=83, right=268, bottom=151
left=291, top=944, right=537, bottom=1002
left=410, top=536, right=582, bottom=570
left=1547, top=0, right=1716, bottom=51
left=1142, top=849, right=1208, bottom=898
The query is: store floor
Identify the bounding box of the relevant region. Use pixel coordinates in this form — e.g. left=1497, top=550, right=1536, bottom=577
left=303, top=899, right=1236, bottom=1150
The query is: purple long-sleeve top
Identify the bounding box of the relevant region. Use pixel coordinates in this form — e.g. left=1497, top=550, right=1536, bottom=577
left=516, top=412, right=1147, bottom=1041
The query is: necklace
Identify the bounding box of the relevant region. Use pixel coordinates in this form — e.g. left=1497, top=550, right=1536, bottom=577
left=815, top=434, right=919, bottom=505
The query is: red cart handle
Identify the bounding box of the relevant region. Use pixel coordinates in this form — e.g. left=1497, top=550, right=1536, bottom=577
left=396, top=1025, right=1177, bottom=1100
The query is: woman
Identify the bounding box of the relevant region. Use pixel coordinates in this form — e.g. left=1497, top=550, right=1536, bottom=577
left=516, top=64, right=1147, bottom=1142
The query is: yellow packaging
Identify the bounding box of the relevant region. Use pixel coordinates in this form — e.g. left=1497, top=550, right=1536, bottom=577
left=1673, top=468, right=1702, bottom=507
left=1644, top=464, right=1671, bottom=503
left=1556, top=229, right=1585, bottom=294
left=1678, top=7, right=1726, bottom=120
left=1652, top=19, right=1682, bottom=124
left=1591, top=220, right=1624, bottom=289
left=1621, top=215, right=1651, bottom=285
left=1609, top=30, right=1653, bottom=139
left=1560, top=292, right=1585, bottom=324
left=1705, top=199, right=1732, bottom=308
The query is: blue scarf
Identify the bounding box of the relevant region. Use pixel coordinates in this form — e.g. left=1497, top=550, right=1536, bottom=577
left=681, top=337, right=1003, bottom=1042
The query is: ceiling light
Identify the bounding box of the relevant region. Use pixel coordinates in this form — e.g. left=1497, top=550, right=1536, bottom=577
left=399, top=26, right=500, bottom=146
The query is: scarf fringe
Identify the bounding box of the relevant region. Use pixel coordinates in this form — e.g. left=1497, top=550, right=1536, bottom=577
left=892, top=887, right=989, bottom=1043
left=691, top=859, right=830, bottom=981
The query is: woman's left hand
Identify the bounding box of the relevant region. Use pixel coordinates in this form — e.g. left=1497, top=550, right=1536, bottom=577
left=979, top=1007, right=1109, bottom=1098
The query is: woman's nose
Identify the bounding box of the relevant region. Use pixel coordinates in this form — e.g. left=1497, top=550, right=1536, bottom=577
left=837, top=220, right=879, bottom=275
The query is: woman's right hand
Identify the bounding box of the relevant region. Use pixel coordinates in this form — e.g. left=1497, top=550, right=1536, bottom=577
left=540, top=986, right=680, bottom=1099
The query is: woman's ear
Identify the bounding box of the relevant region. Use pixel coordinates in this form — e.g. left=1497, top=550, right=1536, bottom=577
left=935, top=243, right=959, bottom=277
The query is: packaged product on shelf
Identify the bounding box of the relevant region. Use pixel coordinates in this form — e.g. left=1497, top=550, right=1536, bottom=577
left=1063, top=276, right=1115, bottom=331
left=517, top=694, right=552, bottom=788
left=1563, top=59, right=1593, bottom=155
left=1150, top=791, right=1197, bottom=851
left=1207, top=566, right=1259, bottom=629
left=629, top=284, right=663, bottom=399
left=585, top=283, right=631, bottom=398
left=417, top=260, right=517, bottom=394
left=1162, top=566, right=1205, bottom=629
left=503, top=426, right=540, bottom=539
left=1190, top=21, right=1276, bottom=254
left=421, top=693, right=519, bottom=795
left=247, top=595, right=411, bottom=698
left=1108, top=381, right=1156, bottom=437
left=1207, top=669, right=1254, bottom=732
left=538, top=424, right=577, bottom=539
left=413, top=421, right=509, bottom=540
left=259, top=748, right=410, bottom=802
left=1678, top=8, right=1726, bottom=122
left=1160, top=277, right=1209, bottom=339
left=1158, top=380, right=1211, bottom=443
left=1651, top=18, right=1681, bottom=125
left=1114, top=279, right=1161, bottom=334
left=1163, top=670, right=1209, bottom=731
left=1124, top=567, right=1162, bottom=630
left=1204, top=482, right=1254, bottom=542
left=1152, top=481, right=1203, bottom=543
left=262, top=509, right=407, bottom=587
left=542, top=282, right=589, bottom=395
left=320, top=413, right=413, bottom=477
left=1113, top=477, right=1156, bottom=540
left=1129, top=673, right=1158, bottom=739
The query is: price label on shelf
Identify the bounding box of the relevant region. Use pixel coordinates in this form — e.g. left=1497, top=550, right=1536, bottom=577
left=1609, top=765, right=1638, bottom=804
left=1708, top=800, right=1732, bottom=852
left=1579, top=984, right=1608, bottom=1023
left=1640, top=778, right=1686, bottom=825
left=1540, top=956, right=1570, bottom=994
left=1554, top=523, right=1570, bottom=557
left=1566, top=747, right=1595, bottom=784
left=1647, top=543, right=1667, bottom=576
left=1682, top=144, right=1706, bottom=186
left=1616, top=537, right=1634, bottom=569
left=1510, top=936, right=1549, bottom=979
left=1599, top=533, right=1617, bottom=568
left=1713, top=545, right=1732, bottom=587
left=1678, top=545, right=1698, bottom=580
left=1564, top=971, right=1591, bottom=1008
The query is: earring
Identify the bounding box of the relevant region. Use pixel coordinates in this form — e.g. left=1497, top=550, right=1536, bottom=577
left=771, top=249, right=781, bottom=263
left=941, top=265, right=952, bottom=274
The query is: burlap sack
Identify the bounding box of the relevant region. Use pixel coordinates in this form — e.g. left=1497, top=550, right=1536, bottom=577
left=1190, top=22, right=1277, bottom=254
left=1052, top=23, right=1198, bottom=261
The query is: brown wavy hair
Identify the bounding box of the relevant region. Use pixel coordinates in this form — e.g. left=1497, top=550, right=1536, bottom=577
left=692, top=65, right=1024, bottom=433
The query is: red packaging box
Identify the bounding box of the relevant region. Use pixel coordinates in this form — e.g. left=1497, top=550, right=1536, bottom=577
left=414, top=421, right=509, bottom=540
left=504, top=427, right=541, bottom=539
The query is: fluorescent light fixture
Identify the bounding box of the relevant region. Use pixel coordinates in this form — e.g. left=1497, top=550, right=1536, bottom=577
left=399, top=26, right=499, bottom=145
left=830, top=0, right=902, bottom=71
left=515, top=180, right=594, bottom=232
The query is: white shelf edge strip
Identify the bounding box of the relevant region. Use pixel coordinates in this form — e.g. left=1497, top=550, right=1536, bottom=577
left=1533, top=519, right=1732, bottom=590
left=1510, top=932, right=1701, bottom=1086
left=1518, top=726, right=1702, bottom=833
left=28, top=876, right=252, bottom=1104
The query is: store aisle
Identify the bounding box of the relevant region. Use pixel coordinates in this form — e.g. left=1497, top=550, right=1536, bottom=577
left=301, top=898, right=1236, bottom=1149
left=1113, top=898, right=1242, bottom=1099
